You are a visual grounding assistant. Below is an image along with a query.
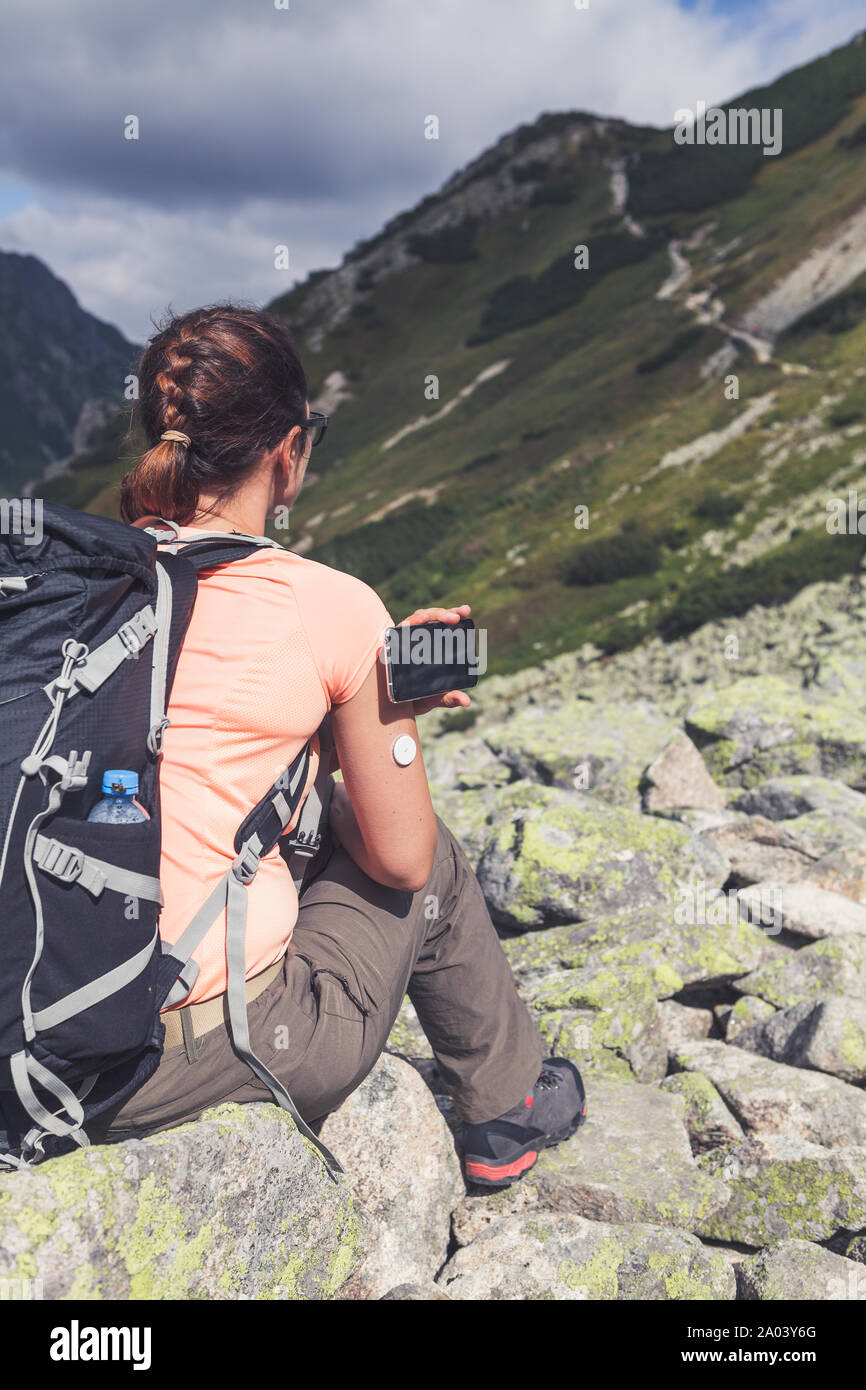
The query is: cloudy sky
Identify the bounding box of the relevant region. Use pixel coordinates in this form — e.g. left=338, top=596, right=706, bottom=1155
left=1, top=0, right=863, bottom=343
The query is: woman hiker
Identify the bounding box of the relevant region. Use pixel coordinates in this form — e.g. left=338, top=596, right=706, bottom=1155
left=92, top=303, right=586, bottom=1187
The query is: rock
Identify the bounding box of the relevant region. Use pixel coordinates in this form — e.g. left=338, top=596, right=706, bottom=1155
left=722, top=995, right=776, bottom=1042
left=482, top=698, right=677, bottom=808
left=379, top=1282, right=452, bottom=1300
left=844, top=1232, right=866, bottom=1264
left=436, top=1212, right=735, bottom=1300
left=737, top=881, right=866, bottom=940
left=0, top=1103, right=368, bottom=1299
left=671, top=1039, right=866, bottom=1148
left=705, top=816, right=814, bottom=887
left=642, top=732, right=726, bottom=814
left=737, top=1239, right=866, bottom=1300
left=731, top=995, right=866, bottom=1085
left=515, top=1076, right=730, bottom=1230
left=697, top=1135, right=866, bottom=1246
left=685, top=676, right=866, bottom=790
left=451, top=1184, right=538, bottom=1247
left=502, top=903, right=770, bottom=1000
left=805, top=845, right=866, bottom=906
left=658, top=1000, right=714, bottom=1049
left=471, top=782, right=729, bottom=931
left=734, top=775, right=866, bottom=825
left=527, top=963, right=667, bottom=1082
left=423, top=731, right=512, bottom=794
left=386, top=995, right=433, bottom=1060
left=661, top=1073, right=744, bottom=1153
left=317, top=1054, right=464, bottom=1299
left=737, top=933, right=866, bottom=1009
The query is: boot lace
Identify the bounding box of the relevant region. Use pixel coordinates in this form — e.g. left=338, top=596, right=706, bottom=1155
left=537, top=1068, right=561, bottom=1091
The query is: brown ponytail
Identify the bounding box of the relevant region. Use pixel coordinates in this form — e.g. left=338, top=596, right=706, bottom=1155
left=119, top=304, right=309, bottom=525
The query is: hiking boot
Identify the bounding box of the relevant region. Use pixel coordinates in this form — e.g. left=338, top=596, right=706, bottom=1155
left=461, top=1058, right=587, bottom=1189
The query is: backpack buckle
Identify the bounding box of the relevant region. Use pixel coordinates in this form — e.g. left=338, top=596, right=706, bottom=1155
left=118, top=608, right=157, bottom=658
left=232, top=844, right=261, bottom=885
left=34, top=837, right=85, bottom=884
left=283, top=827, right=321, bottom=859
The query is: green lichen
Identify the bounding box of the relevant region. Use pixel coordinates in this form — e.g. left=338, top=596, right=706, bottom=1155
left=558, top=1238, right=624, bottom=1299
left=646, top=1251, right=719, bottom=1300
left=840, top=1018, right=866, bottom=1073
left=699, top=1149, right=864, bottom=1245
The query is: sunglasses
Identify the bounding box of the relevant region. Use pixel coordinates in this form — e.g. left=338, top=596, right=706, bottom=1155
left=304, top=411, right=328, bottom=448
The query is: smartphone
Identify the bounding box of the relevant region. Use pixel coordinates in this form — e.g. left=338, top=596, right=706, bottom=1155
left=383, top=616, right=482, bottom=703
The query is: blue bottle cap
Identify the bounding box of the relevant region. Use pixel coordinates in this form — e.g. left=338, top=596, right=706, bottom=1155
left=101, top=769, right=139, bottom=795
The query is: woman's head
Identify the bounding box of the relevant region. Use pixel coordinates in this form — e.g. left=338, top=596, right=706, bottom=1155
left=119, top=304, right=310, bottom=525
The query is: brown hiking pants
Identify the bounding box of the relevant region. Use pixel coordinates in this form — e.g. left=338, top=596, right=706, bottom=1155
left=93, top=814, right=543, bottom=1143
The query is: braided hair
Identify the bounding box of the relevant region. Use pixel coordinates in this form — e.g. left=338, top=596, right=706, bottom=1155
left=119, top=303, right=309, bottom=525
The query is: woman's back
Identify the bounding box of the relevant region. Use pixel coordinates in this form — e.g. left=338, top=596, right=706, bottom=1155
left=157, top=528, right=392, bottom=1005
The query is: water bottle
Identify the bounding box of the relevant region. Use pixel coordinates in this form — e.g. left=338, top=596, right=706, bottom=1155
left=86, top=770, right=150, bottom=824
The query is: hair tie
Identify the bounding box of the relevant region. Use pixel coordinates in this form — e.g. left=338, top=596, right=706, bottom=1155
left=161, top=430, right=191, bottom=446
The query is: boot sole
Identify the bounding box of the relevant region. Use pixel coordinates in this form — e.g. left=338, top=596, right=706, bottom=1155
left=463, top=1093, right=588, bottom=1190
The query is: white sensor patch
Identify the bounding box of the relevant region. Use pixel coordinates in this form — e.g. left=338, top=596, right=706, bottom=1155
left=392, top=734, right=417, bottom=767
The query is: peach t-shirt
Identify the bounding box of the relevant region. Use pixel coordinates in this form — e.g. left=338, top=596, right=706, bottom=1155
left=155, top=527, right=393, bottom=1007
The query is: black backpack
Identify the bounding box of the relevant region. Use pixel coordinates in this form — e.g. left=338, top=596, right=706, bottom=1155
left=0, top=501, right=340, bottom=1173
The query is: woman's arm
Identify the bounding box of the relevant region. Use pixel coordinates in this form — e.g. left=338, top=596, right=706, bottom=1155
left=329, top=655, right=438, bottom=892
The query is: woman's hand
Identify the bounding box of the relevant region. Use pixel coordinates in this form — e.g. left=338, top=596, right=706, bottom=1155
left=396, top=603, right=474, bottom=718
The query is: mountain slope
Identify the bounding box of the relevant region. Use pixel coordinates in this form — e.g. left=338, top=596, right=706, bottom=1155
left=39, top=31, right=866, bottom=676
left=0, top=251, right=138, bottom=494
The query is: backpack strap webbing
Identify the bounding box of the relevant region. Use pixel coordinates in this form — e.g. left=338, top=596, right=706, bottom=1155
left=160, top=735, right=344, bottom=1178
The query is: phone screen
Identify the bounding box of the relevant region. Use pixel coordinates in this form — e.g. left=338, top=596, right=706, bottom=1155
left=384, top=617, right=481, bottom=703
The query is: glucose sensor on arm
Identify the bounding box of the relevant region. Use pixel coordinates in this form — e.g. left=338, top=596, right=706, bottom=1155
left=392, top=734, right=417, bottom=767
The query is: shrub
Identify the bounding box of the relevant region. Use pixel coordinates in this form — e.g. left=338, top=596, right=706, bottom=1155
left=512, top=160, right=549, bottom=183
left=406, top=221, right=480, bottom=263
left=636, top=325, right=705, bottom=373
left=563, top=531, right=661, bottom=586
left=530, top=179, right=575, bottom=206
left=693, top=492, right=741, bottom=521
left=307, top=502, right=456, bottom=587
left=658, top=530, right=865, bottom=640
left=780, top=280, right=866, bottom=338
left=471, top=231, right=660, bottom=342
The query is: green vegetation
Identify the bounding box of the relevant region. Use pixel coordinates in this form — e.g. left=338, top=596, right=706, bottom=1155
left=659, top=529, right=866, bottom=640
left=563, top=531, right=661, bottom=587
left=406, top=221, right=480, bottom=263
left=471, top=231, right=662, bottom=343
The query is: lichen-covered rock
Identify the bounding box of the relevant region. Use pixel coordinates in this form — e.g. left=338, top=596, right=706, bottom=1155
left=642, top=732, right=726, bottom=814
left=685, top=676, right=866, bottom=790
left=482, top=698, right=677, bottom=808
left=0, top=1104, right=368, bottom=1299
left=722, top=995, right=776, bottom=1042
left=517, top=1077, right=730, bottom=1230
left=423, top=731, right=512, bottom=794
left=737, top=933, right=866, bottom=1009
left=526, top=963, right=667, bottom=1082
left=318, top=1054, right=464, bottom=1300
left=472, top=782, right=728, bottom=931
left=502, top=903, right=771, bottom=999
left=737, top=881, right=866, bottom=940
left=379, top=1282, right=452, bottom=1300
left=657, top=1000, right=714, bottom=1049
left=660, top=1073, right=744, bottom=1153
left=696, top=1135, right=866, bottom=1247
left=731, top=995, right=866, bottom=1085
left=385, top=995, right=433, bottom=1060
left=734, top=775, right=866, bottom=827
left=436, top=1213, right=735, bottom=1300
left=671, top=1039, right=866, bottom=1148
left=737, top=1238, right=866, bottom=1300
left=704, top=816, right=814, bottom=887
left=805, top=845, right=866, bottom=906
